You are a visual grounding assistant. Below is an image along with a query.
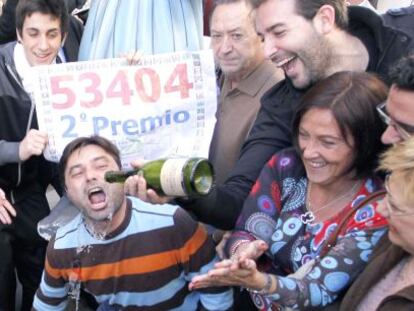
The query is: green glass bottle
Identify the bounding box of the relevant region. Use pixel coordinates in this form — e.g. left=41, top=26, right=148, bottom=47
left=105, top=157, right=214, bottom=197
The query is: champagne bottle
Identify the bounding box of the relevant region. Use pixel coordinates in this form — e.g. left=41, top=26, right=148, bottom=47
left=105, top=157, right=214, bottom=197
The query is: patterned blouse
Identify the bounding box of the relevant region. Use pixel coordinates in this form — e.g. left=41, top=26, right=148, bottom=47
left=225, top=149, right=388, bottom=310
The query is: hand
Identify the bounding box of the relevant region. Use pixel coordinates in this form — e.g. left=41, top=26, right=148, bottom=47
left=215, top=231, right=231, bottom=259
left=19, top=129, right=48, bottom=161
left=232, top=239, right=269, bottom=262
left=124, top=160, right=172, bottom=204
left=122, top=50, right=144, bottom=65
left=189, top=257, right=267, bottom=291
left=0, top=188, right=16, bottom=225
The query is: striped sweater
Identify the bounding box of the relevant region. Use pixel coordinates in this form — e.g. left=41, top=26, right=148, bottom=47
left=32, top=197, right=233, bottom=310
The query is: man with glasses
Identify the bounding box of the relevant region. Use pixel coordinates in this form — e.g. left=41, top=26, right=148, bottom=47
left=378, top=55, right=414, bottom=144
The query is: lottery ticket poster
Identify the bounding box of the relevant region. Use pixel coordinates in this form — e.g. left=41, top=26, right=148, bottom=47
left=30, top=50, right=217, bottom=169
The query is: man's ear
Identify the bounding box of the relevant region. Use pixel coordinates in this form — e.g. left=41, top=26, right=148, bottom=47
left=312, top=4, right=336, bottom=35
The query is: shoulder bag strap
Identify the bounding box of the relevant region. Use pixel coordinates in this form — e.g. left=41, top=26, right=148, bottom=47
left=319, top=189, right=386, bottom=258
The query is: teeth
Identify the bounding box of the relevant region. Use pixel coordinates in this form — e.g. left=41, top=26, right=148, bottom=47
left=308, top=161, right=325, bottom=168
left=274, top=56, right=295, bottom=68
left=88, top=187, right=103, bottom=194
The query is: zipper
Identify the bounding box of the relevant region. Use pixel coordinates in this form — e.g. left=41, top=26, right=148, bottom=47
left=5, top=63, right=33, bottom=192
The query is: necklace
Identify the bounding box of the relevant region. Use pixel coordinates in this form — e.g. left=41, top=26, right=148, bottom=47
left=301, top=180, right=361, bottom=225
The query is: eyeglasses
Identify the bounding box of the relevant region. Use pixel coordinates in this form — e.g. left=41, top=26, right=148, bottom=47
left=376, top=102, right=414, bottom=140
left=384, top=174, right=414, bottom=216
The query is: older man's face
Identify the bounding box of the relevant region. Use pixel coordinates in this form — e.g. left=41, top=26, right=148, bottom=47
left=381, top=85, right=414, bottom=144
left=210, top=1, right=264, bottom=80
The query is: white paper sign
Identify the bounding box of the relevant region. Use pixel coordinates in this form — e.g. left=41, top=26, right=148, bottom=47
left=30, top=50, right=217, bottom=168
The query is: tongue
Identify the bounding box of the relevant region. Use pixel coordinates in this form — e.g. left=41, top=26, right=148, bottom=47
left=283, top=57, right=295, bottom=74
left=90, top=192, right=106, bottom=204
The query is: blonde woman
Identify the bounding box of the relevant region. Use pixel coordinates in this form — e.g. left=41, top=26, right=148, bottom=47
left=340, top=137, right=414, bottom=310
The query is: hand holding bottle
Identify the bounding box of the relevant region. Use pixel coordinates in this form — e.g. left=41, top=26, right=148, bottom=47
left=124, top=159, right=172, bottom=204
left=106, top=157, right=214, bottom=199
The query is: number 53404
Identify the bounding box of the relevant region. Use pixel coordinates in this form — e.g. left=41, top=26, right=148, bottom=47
left=50, top=63, right=194, bottom=109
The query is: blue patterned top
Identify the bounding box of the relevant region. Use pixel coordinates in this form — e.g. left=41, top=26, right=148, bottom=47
left=225, top=148, right=387, bottom=310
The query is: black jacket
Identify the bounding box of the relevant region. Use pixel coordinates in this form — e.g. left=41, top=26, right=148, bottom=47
left=180, top=6, right=414, bottom=229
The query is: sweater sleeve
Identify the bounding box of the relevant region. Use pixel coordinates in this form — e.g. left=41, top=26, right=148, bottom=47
left=263, top=226, right=387, bottom=310
left=0, top=140, right=20, bottom=165
left=173, top=208, right=233, bottom=310
left=32, top=238, right=69, bottom=311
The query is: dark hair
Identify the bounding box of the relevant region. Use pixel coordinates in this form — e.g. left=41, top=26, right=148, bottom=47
left=16, top=0, right=69, bottom=37
left=292, top=71, right=388, bottom=179
left=209, top=0, right=253, bottom=30
left=389, top=54, right=414, bottom=91
left=59, top=136, right=122, bottom=188
left=248, top=0, right=348, bottom=30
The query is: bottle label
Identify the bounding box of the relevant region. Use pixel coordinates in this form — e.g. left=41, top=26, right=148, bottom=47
left=160, top=158, right=188, bottom=196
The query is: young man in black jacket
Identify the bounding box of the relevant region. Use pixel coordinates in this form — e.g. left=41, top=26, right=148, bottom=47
left=127, top=1, right=414, bottom=230
left=0, top=0, right=81, bottom=309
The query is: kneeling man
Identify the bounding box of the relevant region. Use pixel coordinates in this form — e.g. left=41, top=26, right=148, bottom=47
left=33, top=136, right=233, bottom=310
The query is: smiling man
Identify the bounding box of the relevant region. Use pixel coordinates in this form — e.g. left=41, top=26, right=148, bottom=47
left=32, top=136, right=233, bottom=310
left=0, top=0, right=82, bottom=309
left=166, top=0, right=414, bottom=230
left=379, top=55, right=414, bottom=144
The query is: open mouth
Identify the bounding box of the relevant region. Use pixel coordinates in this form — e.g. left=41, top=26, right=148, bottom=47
left=274, top=55, right=296, bottom=68
left=88, top=187, right=107, bottom=209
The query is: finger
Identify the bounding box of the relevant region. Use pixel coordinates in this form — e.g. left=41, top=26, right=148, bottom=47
left=3, top=201, right=16, bottom=217
left=131, top=50, right=143, bottom=65
left=124, top=175, right=141, bottom=197
left=137, top=175, right=149, bottom=200
left=0, top=208, right=11, bottom=225
left=130, top=159, right=145, bottom=169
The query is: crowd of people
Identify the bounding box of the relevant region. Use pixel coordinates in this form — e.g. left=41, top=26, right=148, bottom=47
left=0, top=0, right=414, bottom=310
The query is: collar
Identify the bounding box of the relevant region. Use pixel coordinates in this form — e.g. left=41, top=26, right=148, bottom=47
left=221, top=60, right=276, bottom=97
left=13, top=42, right=59, bottom=92
left=104, top=198, right=132, bottom=239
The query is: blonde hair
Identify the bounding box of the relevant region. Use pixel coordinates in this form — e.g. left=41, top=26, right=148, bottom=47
left=379, top=137, right=414, bottom=203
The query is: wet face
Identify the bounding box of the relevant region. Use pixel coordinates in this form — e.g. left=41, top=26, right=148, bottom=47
left=16, top=12, right=64, bottom=66
left=255, top=0, right=332, bottom=89
left=210, top=1, right=263, bottom=80
left=64, top=145, right=126, bottom=231
left=381, top=85, right=414, bottom=145
left=298, top=108, right=355, bottom=186
left=377, top=173, right=414, bottom=255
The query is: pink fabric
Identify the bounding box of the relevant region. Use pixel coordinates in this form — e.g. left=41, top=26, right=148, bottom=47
left=357, top=255, right=414, bottom=310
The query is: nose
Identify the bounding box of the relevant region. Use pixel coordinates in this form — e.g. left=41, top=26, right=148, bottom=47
left=301, top=139, right=319, bottom=159
left=38, top=35, right=49, bottom=50
left=381, top=125, right=403, bottom=145
left=219, top=36, right=233, bottom=54
left=376, top=197, right=390, bottom=218
left=263, top=36, right=278, bottom=60
left=84, top=168, right=98, bottom=182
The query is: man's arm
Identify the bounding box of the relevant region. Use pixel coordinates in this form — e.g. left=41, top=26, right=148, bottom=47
left=179, top=81, right=303, bottom=229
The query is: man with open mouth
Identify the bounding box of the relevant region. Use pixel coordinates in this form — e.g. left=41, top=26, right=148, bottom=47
left=32, top=136, right=233, bottom=311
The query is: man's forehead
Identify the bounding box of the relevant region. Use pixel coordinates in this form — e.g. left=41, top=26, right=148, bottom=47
left=22, top=12, right=61, bottom=31
left=66, top=146, right=110, bottom=166
left=255, top=0, right=300, bottom=31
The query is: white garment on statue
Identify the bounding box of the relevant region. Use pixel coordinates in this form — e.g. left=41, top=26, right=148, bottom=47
left=78, top=0, right=203, bottom=60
